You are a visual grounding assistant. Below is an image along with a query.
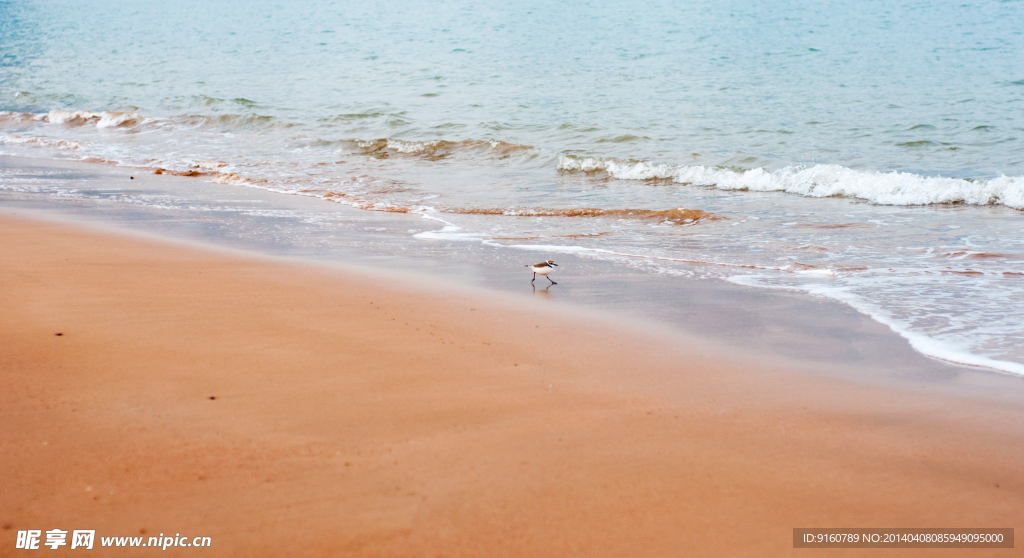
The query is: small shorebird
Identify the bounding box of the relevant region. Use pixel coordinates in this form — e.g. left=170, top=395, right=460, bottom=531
left=526, top=260, right=558, bottom=284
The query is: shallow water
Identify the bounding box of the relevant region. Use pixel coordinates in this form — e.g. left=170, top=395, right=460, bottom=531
left=1, top=0, right=1023, bottom=373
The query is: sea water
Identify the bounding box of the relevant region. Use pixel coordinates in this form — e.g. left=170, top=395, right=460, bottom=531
left=1, top=0, right=1023, bottom=373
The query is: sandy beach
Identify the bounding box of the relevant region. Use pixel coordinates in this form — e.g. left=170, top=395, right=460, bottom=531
left=4, top=0, right=1024, bottom=554
left=1, top=212, right=1022, bottom=556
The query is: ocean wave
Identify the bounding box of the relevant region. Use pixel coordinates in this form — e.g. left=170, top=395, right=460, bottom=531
left=352, top=138, right=532, bottom=160
left=38, top=109, right=291, bottom=132
left=195, top=113, right=290, bottom=129
left=558, top=155, right=1024, bottom=209
left=0, top=111, right=44, bottom=124
left=46, top=110, right=142, bottom=128
left=0, top=134, right=82, bottom=149
left=181, top=95, right=259, bottom=109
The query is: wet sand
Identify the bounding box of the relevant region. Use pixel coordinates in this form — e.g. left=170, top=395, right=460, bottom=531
left=0, top=154, right=1000, bottom=394
left=1, top=213, right=1022, bottom=556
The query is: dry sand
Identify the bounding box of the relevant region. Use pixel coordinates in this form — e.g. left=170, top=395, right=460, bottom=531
left=1, top=213, right=1022, bottom=556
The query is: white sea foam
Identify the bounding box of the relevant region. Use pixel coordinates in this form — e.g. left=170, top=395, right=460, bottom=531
left=46, top=110, right=141, bottom=128
left=558, top=155, right=1024, bottom=210
left=376, top=139, right=440, bottom=154
left=727, top=274, right=1024, bottom=376
left=504, top=244, right=615, bottom=255
left=192, top=160, right=228, bottom=170
left=0, top=134, right=82, bottom=150
left=412, top=211, right=483, bottom=240
left=357, top=139, right=421, bottom=153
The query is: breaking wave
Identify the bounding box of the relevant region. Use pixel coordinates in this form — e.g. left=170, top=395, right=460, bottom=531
left=558, top=155, right=1024, bottom=210
left=0, top=134, right=82, bottom=150
left=7, top=109, right=294, bottom=132
left=8, top=105, right=1024, bottom=214
left=46, top=110, right=142, bottom=128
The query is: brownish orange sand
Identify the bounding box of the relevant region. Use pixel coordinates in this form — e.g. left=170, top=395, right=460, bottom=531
left=1, top=214, right=1022, bottom=557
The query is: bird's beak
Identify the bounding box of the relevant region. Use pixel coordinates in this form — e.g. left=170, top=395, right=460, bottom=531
left=552, top=263, right=558, bottom=266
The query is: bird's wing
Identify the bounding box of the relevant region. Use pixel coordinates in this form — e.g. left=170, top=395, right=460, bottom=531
left=532, top=261, right=550, bottom=268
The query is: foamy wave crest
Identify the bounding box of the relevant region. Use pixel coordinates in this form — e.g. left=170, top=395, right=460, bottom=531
left=0, top=134, right=82, bottom=150
left=558, top=155, right=1024, bottom=209
left=0, top=111, right=41, bottom=123
left=46, top=110, right=142, bottom=128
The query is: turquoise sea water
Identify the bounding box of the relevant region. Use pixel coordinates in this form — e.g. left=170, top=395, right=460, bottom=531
left=3, top=0, right=1024, bottom=175
left=2, top=0, right=1024, bottom=373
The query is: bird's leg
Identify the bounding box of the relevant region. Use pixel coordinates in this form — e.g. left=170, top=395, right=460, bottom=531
left=547, top=276, right=557, bottom=285
left=531, top=272, right=536, bottom=283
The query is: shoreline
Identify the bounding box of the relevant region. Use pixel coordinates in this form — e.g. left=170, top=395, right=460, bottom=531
left=3, top=153, right=1024, bottom=396
left=2, top=213, right=1022, bottom=556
